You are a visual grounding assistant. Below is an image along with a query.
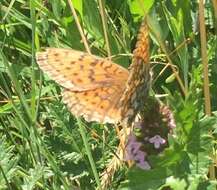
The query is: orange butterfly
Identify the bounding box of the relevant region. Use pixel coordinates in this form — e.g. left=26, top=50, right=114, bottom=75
left=36, top=20, right=150, bottom=124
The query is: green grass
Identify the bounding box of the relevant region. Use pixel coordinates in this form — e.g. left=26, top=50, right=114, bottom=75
left=0, top=0, right=217, bottom=189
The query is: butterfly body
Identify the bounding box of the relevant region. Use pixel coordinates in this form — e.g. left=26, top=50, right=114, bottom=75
left=36, top=20, right=150, bottom=124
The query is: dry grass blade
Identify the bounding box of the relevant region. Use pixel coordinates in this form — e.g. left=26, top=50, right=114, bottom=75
left=67, top=0, right=91, bottom=54
left=98, top=0, right=111, bottom=58
left=100, top=127, right=130, bottom=189
left=199, top=0, right=211, bottom=116
left=147, top=16, right=187, bottom=96
left=199, top=0, right=214, bottom=180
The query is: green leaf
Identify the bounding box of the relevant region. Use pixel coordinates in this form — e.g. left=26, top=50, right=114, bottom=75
left=73, top=0, right=83, bottom=19
left=119, top=167, right=171, bottom=190
left=163, top=4, right=189, bottom=87
left=22, top=166, right=53, bottom=190
left=164, top=176, right=187, bottom=190
left=127, top=0, right=154, bottom=21
left=165, top=73, right=176, bottom=83
left=0, top=137, right=18, bottom=189
left=83, top=0, right=103, bottom=42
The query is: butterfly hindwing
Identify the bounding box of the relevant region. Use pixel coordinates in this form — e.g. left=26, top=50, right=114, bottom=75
left=62, top=84, right=125, bottom=123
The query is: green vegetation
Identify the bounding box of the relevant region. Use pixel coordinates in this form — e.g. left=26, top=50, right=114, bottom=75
left=0, top=0, right=217, bottom=189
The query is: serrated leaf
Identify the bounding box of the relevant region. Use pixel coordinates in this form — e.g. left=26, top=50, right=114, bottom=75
left=164, top=176, right=187, bottom=190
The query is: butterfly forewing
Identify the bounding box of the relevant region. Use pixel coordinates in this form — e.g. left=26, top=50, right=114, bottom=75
left=36, top=48, right=129, bottom=91
left=36, top=48, right=129, bottom=123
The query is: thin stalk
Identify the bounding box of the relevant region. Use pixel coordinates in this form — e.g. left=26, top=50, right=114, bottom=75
left=0, top=51, right=32, bottom=122
left=1, top=0, right=16, bottom=21
left=67, top=0, right=91, bottom=54
left=199, top=0, right=214, bottom=180
left=30, top=0, right=37, bottom=121
left=0, top=164, right=12, bottom=190
left=153, top=37, right=191, bottom=85
left=30, top=0, right=44, bottom=168
left=148, top=16, right=187, bottom=96
left=98, top=0, right=111, bottom=58
left=199, top=0, right=211, bottom=116
left=38, top=136, right=71, bottom=189
left=77, top=118, right=101, bottom=189
left=212, top=0, right=217, bottom=28
left=0, top=73, right=37, bottom=162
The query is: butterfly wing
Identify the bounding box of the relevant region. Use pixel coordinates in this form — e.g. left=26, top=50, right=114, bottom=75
left=62, top=84, right=125, bottom=123
left=120, top=20, right=150, bottom=124
left=36, top=48, right=129, bottom=91
left=36, top=48, right=129, bottom=123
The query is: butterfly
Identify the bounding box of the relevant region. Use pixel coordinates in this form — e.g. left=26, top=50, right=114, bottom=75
left=36, top=20, right=150, bottom=125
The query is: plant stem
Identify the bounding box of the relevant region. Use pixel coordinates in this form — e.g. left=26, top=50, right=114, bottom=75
left=77, top=118, right=102, bottom=189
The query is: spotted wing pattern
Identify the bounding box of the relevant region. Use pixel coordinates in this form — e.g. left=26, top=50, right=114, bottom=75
left=36, top=48, right=129, bottom=123
left=62, top=84, right=125, bottom=123
left=37, top=48, right=129, bottom=91
left=120, top=20, right=150, bottom=124
left=36, top=19, right=150, bottom=124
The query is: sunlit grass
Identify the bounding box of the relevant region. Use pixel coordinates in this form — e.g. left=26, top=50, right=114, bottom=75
left=0, top=0, right=217, bottom=189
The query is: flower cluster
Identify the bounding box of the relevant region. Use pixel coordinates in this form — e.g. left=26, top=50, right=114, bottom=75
left=125, top=133, right=151, bottom=170
left=160, top=106, right=176, bottom=130
left=125, top=100, right=176, bottom=170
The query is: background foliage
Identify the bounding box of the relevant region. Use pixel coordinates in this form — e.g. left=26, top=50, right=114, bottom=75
left=0, top=0, right=217, bottom=189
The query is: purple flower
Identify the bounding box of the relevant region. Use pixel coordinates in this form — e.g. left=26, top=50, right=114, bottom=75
left=148, top=135, right=166, bottom=149
left=125, top=134, right=151, bottom=170
left=127, top=133, right=137, bottom=143
left=127, top=134, right=141, bottom=151
left=125, top=134, right=142, bottom=160
left=160, top=105, right=176, bottom=129
left=136, top=160, right=151, bottom=170
left=134, top=150, right=151, bottom=170
left=134, top=150, right=146, bottom=162
left=125, top=142, right=142, bottom=159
